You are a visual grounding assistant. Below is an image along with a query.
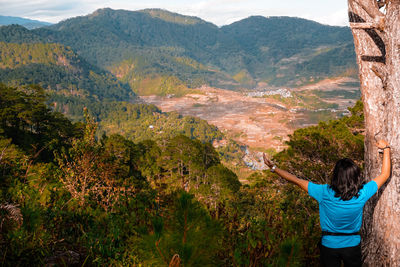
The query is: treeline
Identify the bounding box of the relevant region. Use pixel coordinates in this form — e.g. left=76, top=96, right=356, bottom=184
left=49, top=94, right=224, bottom=144
left=0, top=42, right=134, bottom=101
left=0, top=84, right=365, bottom=266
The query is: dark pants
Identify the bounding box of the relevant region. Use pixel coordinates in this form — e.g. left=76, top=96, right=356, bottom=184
left=320, top=244, right=362, bottom=267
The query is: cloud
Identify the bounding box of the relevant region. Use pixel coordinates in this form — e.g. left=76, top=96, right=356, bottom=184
left=0, top=0, right=349, bottom=26
left=317, top=8, right=349, bottom=26
left=0, top=0, right=93, bottom=22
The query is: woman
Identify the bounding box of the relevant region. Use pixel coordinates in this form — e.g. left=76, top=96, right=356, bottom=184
left=263, top=140, right=391, bottom=267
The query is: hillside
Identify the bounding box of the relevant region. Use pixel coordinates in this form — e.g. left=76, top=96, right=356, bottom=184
left=0, top=41, right=134, bottom=100
left=218, top=16, right=356, bottom=85
left=0, top=41, right=137, bottom=121
left=0, top=8, right=357, bottom=92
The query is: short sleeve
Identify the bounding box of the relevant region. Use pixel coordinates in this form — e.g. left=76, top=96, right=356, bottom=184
left=360, top=180, right=378, bottom=200
left=308, top=182, right=325, bottom=203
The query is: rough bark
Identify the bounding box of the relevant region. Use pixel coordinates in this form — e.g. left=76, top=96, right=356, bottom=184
left=348, top=0, right=400, bottom=265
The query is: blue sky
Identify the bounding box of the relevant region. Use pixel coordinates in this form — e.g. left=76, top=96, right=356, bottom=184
left=0, top=0, right=349, bottom=26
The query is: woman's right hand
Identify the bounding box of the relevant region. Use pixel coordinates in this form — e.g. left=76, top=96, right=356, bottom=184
left=376, top=140, right=389, bottom=149
left=263, top=153, right=274, bottom=168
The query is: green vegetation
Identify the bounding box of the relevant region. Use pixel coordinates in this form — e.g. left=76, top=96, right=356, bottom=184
left=139, top=8, right=207, bottom=25
left=264, top=90, right=339, bottom=110
left=233, top=69, right=256, bottom=87
left=0, top=24, right=44, bottom=43
left=107, top=53, right=219, bottom=95
left=1, top=9, right=357, bottom=90
left=0, top=42, right=77, bottom=68
left=0, top=83, right=365, bottom=266
left=97, top=102, right=224, bottom=143
left=313, top=89, right=361, bottom=99
left=275, top=100, right=364, bottom=183
left=0, top=42, right=134, bottom=102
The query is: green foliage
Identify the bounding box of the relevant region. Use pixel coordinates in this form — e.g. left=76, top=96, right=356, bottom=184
left=0, top=42, right=135, bottom=101
left=0, top=24, right=44, bottom=43
left=274, top=100, right=364, bottom=184
left=141, top=9, right=208, bottom=25
left=140, top=192, right=223, bottom=266
left=221, top=173, right=320, bottom=266
left=109, top=54, right=216, bottom=95
left=0, top=84, right=233, bottom=265
left=0, top=83, right=80, bottom=160
left=0, top=82, right=365, bottom=266
left=0, top=42, right=77, bottom=68
left=96, top=101, right=224, bottom=144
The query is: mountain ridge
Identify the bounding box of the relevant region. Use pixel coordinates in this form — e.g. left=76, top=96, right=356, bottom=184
left=1, top=8, right=357, bottom=92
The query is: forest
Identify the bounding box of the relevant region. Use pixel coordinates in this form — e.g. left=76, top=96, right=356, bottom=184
left=0, top=83, right=365, bottom=266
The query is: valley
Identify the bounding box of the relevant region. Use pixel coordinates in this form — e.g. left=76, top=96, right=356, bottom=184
left=141, top=77, right=360, bottom=153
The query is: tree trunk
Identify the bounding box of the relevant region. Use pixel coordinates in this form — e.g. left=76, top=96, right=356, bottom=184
left=348, top=0, right=400, bottom=265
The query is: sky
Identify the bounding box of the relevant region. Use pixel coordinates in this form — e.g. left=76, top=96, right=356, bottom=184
left=0, top=0, right=349, bottom=26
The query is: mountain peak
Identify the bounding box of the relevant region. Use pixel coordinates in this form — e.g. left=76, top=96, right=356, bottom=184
left=139, top=8, right=209, bottom=25
left=89, top=8, right=113, bottom=17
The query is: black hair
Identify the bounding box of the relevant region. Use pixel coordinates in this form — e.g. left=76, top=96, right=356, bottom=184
left=330, top=158, right=365, bottom=201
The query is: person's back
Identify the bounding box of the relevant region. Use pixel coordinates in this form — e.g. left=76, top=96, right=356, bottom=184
left=263, top=140, right=391, bottom=267
left=309, top=157, right=378, bottom=250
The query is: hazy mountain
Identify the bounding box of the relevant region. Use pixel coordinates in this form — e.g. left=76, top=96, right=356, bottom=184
left=0, top=15, right=52, bottom=29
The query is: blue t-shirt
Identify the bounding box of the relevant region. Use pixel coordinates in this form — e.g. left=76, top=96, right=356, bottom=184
left=308, top=180, right=378, bottom=248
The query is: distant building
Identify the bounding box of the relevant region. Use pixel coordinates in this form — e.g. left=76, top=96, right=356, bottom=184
left=247, top=88, right=292, bottom=98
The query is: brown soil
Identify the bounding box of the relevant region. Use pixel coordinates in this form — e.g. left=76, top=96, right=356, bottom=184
left=141, top=78, right=360, bottom=152
left=142, top=87, right=296, bottom=151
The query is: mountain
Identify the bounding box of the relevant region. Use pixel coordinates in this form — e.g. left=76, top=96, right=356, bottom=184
left=29, top=8, right=229, bottom=93
left=219, top=16, right=356, bottom=85
left=0, top=15, right=52, bottom=29
left=0, top=41, right=135, bottom=120
left=1, top=8, right=357, bottom=92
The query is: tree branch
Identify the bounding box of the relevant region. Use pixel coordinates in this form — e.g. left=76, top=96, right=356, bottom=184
left=0, top=141, right=10, bottom=163
left=350, top=21, right=383, bottom=29
left=155, top=239, right=169, bottom=265
left=353, top=0, right=385, bottom=19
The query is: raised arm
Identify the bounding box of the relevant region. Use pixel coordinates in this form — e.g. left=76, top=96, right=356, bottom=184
left=263, top=154, right=309, bottom=192
left=373, top=140, right=391, bottom=189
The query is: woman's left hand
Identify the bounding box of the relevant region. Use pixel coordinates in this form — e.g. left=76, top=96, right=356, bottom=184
left=263, top=153, right=274, bottom=168
left=376, top=140, right=389, bottom=149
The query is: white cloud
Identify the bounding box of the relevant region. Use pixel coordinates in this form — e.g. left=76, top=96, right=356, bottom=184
left=310, top=8, right=349, bottom=26
left=0, top=0, right=349, bottom=26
